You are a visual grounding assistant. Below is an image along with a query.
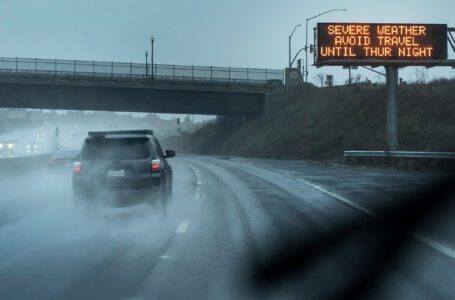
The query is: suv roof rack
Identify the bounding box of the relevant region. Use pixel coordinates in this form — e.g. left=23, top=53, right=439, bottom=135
left=88, top=130, right=154, bottom=137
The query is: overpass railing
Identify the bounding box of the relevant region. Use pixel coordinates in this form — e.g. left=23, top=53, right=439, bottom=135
left=0, top=57, right=283, bottom=85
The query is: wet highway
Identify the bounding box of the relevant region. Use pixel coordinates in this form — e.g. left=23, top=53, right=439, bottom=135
left=0, top=155, right=454, bottom=300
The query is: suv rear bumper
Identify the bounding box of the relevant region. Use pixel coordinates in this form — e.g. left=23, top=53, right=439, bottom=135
left=74, top=188, right=162, bottom=207
left=73, top=175, right=162, bottom=193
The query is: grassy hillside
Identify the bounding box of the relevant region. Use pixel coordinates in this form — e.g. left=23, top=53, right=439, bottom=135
left=164, top=79, right=455, bottom=161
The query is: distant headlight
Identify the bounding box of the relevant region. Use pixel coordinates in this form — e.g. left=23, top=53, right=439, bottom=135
left=27, top=145, right=31, bottom=149
left=34, top=145, right=38, bottom=149
left=7, top=143, right=14, bottom=149
left=0, top=144, right=3, bottom=149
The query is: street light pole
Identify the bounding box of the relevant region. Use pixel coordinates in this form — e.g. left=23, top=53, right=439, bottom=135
left=305, top=18, right=309, bottom=81
left=151, top=36, right=155, bottom=79
left=305, top=8, right=347, bottom=82
left=288, top=24, right=301, bottom=68
left=145, top=50, right=148, bottom=76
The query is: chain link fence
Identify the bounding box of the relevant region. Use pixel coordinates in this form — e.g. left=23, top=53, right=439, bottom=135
left=0, top=57, right=283, bottom=84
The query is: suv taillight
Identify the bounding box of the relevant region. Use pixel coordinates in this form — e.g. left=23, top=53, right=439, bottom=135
left=151, top=159, right=161, bottom=173
left=73, top=161, right=82, bottom=172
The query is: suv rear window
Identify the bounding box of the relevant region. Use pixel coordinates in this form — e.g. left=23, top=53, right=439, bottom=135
left=81, top=137, right=150, bottom=160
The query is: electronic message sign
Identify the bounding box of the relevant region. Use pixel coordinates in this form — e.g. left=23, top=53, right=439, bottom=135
left=316, top=23, right=447, bottom=64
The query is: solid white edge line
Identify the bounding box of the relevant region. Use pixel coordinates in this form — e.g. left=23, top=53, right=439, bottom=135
left=411, top=232, right=455, bottom=259
left=296, top=178, right=376, bottom=217
left=268, top=167, right=455, bottom=260
left=176, top=221, right=191, bottom=234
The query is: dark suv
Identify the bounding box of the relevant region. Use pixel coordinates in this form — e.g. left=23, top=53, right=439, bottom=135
left=72, top=130, right=175, bottom=207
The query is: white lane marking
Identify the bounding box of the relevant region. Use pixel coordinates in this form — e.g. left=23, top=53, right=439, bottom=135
left=193, top=192, right=200, bottom=201
left=193, top=191, right=204, bottom=201
left=185, top=162, right=204, bottom=185
left=411, top=233, right=455, bottom=259
left=296, top=177, right=376, bottom=217
left=160, top=255, right=170, bottom=259
left=176, top=221, right=191, bottom=234
left=270, top=168, right=455, bottom=260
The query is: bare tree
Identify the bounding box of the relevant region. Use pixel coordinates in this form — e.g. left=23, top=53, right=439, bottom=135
left=373, top=74, right=385, bottom=85
left=354, top=74, right=362, bottom=84
left=313, top=73, right=324, bottom=87
left=414, top=67, right=429, bottom=84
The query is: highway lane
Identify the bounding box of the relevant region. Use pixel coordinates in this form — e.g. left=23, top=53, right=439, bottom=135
left=0, top=155, right=454, bottom=299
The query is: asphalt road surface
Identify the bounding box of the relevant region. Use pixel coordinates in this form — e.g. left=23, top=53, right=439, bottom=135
left=0, top=155, right=454, bottom=300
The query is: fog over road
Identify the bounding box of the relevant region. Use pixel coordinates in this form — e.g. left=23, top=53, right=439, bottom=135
left=0, top=155, right=454, bottom=300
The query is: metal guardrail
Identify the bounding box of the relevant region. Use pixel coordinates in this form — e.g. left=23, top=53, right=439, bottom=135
left=344, top=151, right=455, bottom=159
left=0, top=57, right=284, bottom=85
left=344, top=150, right=455, bottom=171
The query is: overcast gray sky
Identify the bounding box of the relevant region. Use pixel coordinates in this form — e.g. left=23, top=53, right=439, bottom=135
left=0, top=0, right=453, bottom=92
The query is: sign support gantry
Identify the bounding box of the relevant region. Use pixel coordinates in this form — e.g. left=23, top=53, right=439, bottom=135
left=386, top=66, right=399, bottom=151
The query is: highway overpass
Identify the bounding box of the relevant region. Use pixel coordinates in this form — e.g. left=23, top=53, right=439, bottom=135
left=0, top=57, right=284, bottom=116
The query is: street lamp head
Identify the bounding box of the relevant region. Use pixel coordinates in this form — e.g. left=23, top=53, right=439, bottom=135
left=151, top=36, right=154, bottom=42
left=307, top=8, right=347, bottom=21
left=145, top=50, right=148, bottom=55
left=290, top=24, right=302, bottom=38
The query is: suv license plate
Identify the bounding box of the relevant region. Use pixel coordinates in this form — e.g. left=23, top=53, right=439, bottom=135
left=108, top=170, right=125, bottom=178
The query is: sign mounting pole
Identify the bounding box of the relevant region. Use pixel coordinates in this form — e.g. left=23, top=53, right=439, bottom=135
left=386, top=66, right=399, bottom=151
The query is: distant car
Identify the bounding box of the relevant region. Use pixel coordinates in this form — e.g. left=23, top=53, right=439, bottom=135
left=48, top=149, right=80, bottom=169
left=0, top=140, right=16, bottom=157
left=26, top=142, right=38, bottom=154
left=72, top=130, right=175, bottom=208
